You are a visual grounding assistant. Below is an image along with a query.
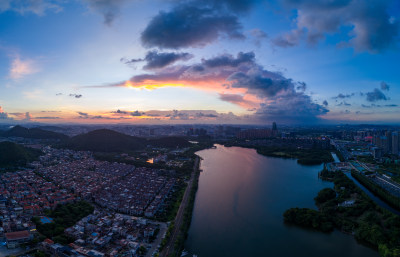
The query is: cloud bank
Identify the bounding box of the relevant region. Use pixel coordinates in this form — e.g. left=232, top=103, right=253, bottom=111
left=274, top=0, right=399, bottom=53
left=95, top=51, right=328, bottom=123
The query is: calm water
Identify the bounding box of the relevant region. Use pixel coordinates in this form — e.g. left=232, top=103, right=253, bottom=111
left=185, top=145, right=379, bottom=257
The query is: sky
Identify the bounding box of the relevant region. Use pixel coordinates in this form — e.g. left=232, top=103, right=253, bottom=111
left=0, top=0, right=399, bottom=125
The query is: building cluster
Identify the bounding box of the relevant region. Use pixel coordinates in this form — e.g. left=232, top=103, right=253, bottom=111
left=241, top=137, right=332, bottom=150
left=372, top=131, right=400, bottom=156
left=331, top=129, right=400, bottom=160
left=41, top=210, right=159, bottom=257
left=38, top=160, right=134, bottom=199
left=1, top=147, right=176, bottom=252
left=36, top=148, right=176, bottom=218
left=93, top=168, right=175, bottom=217
left=0, top=170, right=76, bottom=248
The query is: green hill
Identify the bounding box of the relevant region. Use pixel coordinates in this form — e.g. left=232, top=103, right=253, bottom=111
left=2, top=125, right=69, bottom=140
left=0, top=141, right=42, bottom=169
left=63, top=129, right=147, bottom=152
left=63, top=129, right=191, bottom=152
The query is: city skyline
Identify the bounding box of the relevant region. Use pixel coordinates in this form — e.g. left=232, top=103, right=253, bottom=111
left=1, top=0, right=400, bottom=124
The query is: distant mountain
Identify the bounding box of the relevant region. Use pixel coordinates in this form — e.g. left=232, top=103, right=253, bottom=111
left=1, top=125, right=69, bottom=140
left=35, top=125, right=68, bottom=132
left=0, top=141, right=42, bottom=168
left=63, top=129, right=191, bottom=152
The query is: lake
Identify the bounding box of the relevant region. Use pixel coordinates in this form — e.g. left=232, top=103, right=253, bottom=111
left=185, top=144, right=379, bottom=257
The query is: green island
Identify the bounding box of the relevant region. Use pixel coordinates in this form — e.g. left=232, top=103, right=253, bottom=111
left=284, top=169, right=400, bottom=257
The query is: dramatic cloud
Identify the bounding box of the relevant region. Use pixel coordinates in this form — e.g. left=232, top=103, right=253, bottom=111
left=92, top=51, right=328, bottom=123
left=131, top=110, right=144, bottom=116
left=202, top=52, right=255, bottom=68
left=274, top=0, right=399, bottom=52
left=123, top=51, right=193, bottom=70
left=295, top=81, right=306, bottom=91
left=254, top=92, right=329, bottom=123
left=380, top=81, right=390, bottom=91
left=141, top=2, right=247, bottom=49
left=336, top=101, right=351, bottom=106
left=83, top=0, right=128, bottom=25
left=112, top=109, right=129, bottom=114
left=34, top=116, right=60, bottom=119
left=332, top=93, right=354, bottom=99
left=323, top=100, right=328, bottom=106
left=9, top=55, right=39, bottom=79
left=249, top=28, right=268, bottom=46
left=366, top=88, right=388, bottom=102
left=164, top=110, right=225, bottom=121
left=0, top=0, right=62, bottom=15
left=195, top=112, right=218, bottom=118
left=362, top=103, right=398, bottom=108
left=24, top=112, right=31, bottom=121
left=0, top=106, right=12, bottom=120
left=227, top=69, right=293, bottom=98
left=69, top=94, right=83, bottom=98
left=77, top=112, right=89, bottom=118
left=219, top=93, right=257, bottom=108
left=272, top=29, right=303, bottom=48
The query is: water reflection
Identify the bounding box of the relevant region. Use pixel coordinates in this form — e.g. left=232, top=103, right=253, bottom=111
left=185, top=144, right=379, bottom=257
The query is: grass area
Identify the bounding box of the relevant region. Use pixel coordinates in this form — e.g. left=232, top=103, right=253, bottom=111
left=159, top=222, right=175, bottom=252
left=32, top=201, right=94, bottom=244
left=284, top=170, right=400, bottom=257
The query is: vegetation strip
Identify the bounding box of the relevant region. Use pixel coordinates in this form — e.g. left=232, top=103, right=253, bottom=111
left=284, top=169, right=400, bottom=257
left=351, top=170, right=400, bottom=211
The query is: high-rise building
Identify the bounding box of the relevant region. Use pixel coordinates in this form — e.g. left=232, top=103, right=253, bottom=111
left=381, top=136, right=390, bottom=154
left=392, top=132, right=399, bottom=155
left=372, top=147, right=382, bottom=159
left=272, top=122, right=278, bottom=137
left=385, top=131, right=392, bottom=153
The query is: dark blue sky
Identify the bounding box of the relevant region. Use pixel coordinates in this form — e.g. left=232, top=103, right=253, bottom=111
left=0, top=0, right=399, bottom=124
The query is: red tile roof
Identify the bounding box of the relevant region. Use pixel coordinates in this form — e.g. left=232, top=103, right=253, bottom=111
left=5, top=230, right=30, bottom=240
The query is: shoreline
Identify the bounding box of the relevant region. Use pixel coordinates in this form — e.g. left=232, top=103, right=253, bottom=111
left=284, top=169, right=400, bottom=257
left=159, top=155, right=201, bottom=257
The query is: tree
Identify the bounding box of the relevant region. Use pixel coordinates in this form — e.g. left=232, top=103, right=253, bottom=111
left=314, top=188, right=336, bottom=205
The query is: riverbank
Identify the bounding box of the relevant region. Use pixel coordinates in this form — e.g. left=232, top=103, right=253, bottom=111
left=159, top=156, right=201, bottom=257
left=284, top=169, right=400, bottom=257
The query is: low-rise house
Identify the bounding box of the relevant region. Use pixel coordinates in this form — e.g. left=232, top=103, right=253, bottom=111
left=5, top=230, right=32, bottom=248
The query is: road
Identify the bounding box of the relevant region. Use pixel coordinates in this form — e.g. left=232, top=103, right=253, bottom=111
left=160, top=156, right=199, bottom=257
left=373, top=175, right=400, bottom=198
left=145, top=222, right=167, bottom=257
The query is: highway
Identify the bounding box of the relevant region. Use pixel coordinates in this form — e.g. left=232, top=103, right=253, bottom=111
left=373, top=175, right=400, bottom=198
left=160, top=156, right=199, bottom=257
